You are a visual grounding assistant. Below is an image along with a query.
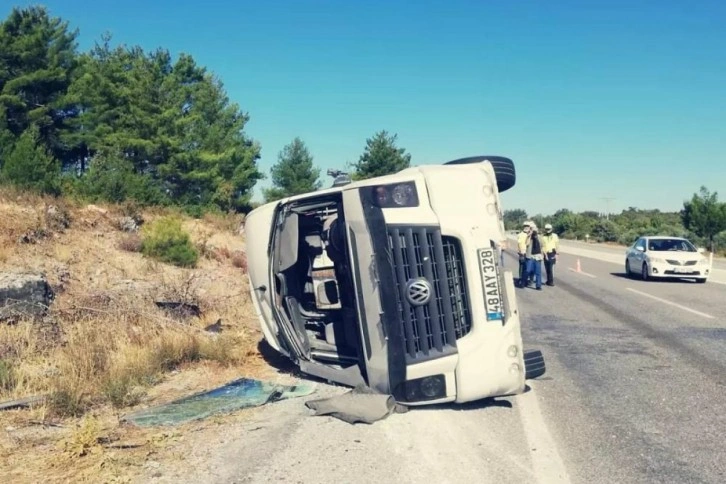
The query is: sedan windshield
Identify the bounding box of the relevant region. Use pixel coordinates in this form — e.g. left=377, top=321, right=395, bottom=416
left=647, top=238, right=697, bottom=252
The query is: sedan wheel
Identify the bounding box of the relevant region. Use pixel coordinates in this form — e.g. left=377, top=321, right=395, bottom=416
left=641, top=263, right=649, bottom=281
left=625, top=260, right=632, bottom=277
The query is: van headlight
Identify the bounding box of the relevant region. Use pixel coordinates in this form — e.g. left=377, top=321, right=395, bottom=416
left=397, top=374, right=446, bottom=402
left=369, top=182, right=419, bottom=208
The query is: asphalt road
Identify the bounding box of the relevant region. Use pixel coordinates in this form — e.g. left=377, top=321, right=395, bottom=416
left=142, top=243, right=725, bottom=484
left=512, top=247, right=726, bottom=484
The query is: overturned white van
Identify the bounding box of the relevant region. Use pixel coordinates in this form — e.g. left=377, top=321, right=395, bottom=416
left=245, top=156, right=545, bottom=405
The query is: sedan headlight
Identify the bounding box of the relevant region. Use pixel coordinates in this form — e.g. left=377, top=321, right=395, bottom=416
left=698, top=258, right=709, bottom=265
left=367, top=181, right=419, bottom=208
left=649, top=257, right=665, bottom=264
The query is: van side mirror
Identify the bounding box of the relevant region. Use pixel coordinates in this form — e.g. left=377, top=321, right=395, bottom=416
left=636, top=246, right=644, bottom=252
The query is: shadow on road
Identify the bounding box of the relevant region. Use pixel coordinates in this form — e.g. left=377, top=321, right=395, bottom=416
left=412, top=385, right=536, bottom=412
left=255, top=339, right=328, bottom=385
left=610, top=272, right=633, bottom=279
left=255, top=340, right=357, bottom=389
left=609, top=272, right=701, bottom=284
left=414, top=397, right=514, bottom=412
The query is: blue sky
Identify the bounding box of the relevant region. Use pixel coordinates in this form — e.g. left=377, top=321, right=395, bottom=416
left=7, top=0, right=726, bottom=215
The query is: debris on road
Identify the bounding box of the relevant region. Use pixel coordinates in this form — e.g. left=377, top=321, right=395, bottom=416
left=305, top=384, right=408, bottom=424
left=154, top=300, right=201, bottom=318
left=0, top=394, right=47, bottom=411
left=121, top=377, right=316, bottom=427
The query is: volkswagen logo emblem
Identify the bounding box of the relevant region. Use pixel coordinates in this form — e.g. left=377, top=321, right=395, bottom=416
left=406, top=278, right=432, bottom=306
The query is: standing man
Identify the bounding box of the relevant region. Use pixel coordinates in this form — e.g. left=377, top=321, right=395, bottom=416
left=526, top=225, right=544, bottom=290
left=542, top=223, right=560, bottom=286
left=517, top=221, right=532, bottom=287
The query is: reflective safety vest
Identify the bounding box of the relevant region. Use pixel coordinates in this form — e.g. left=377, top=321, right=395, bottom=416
left=542, top=233, right=559, bottom=253
left=517, top=231, right=529, bottom=254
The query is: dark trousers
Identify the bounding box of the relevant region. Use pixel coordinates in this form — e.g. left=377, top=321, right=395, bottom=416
left=518, top=255, right=528, bottom=286
left=544, top=257, right=555, bottom=285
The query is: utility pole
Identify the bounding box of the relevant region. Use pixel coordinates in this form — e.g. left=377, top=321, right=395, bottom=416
left=600, top=197, right=615, bottom=221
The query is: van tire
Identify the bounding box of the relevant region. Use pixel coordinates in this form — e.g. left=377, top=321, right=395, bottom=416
left=443, top=155, right=516, bottom=192
left=523, top=349, right=546, bottom=379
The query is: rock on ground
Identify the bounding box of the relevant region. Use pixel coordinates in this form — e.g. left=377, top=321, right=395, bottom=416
left=118, top=215, right=145, bottom=232
left=0, top=272, right=54, bottom=322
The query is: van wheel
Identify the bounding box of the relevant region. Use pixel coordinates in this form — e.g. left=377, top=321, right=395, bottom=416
left=443, top=155, right=516, bottom=193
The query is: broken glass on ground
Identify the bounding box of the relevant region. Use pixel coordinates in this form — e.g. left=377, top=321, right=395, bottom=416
left=122, top=377, right=316, bottom=427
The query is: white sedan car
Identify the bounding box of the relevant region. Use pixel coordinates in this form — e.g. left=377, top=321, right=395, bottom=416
left=625, top=236, right=710, bottom=283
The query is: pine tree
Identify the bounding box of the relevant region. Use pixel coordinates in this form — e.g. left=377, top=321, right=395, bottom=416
left=263, top=138, right=321, bottom=202
left=75, top=148, right=166, bottom=205
left=2, top=124, right=61, bottom=194
left=0, top=6, right=79, bottom=168
left=352, top=130, right=411, bottom=180
left=69, top=43, right=262, bottom=211
left=0, top=8, right=264, bottom=211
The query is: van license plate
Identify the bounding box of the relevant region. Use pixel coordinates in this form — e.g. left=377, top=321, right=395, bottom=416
left=478, top=248, right=504, bottom=321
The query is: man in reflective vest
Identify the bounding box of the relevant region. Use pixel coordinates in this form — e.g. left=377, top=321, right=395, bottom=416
left=542, top=223, right=560, bottom=286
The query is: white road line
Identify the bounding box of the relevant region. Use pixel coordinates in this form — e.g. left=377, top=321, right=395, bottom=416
left=518, top=383, right=571, bottom=484
left=626, top=287, right=715, bottom=319
left=567, top=268, right=597, bottom=278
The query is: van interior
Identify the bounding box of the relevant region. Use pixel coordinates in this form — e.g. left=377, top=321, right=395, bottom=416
left=272, top=194, right=361, bottom=369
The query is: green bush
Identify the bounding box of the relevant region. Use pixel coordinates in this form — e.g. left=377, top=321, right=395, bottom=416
left=1, top=124, right=61, bottom=195
left=618, top=229, right=641, bottom=246
left=141, top=216, right=199, bottom=267
left=590, top=220, right=620, bottom=243
left=70, top=150, right=169, bottom=206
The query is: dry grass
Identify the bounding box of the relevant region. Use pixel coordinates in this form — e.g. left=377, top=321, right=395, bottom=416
left=117, top=233, right=142, bottom=252
left=231, top=251, right=248, bottom=272
left=202, top=211, right=245, bottom=234
left=212, top=245, right=232, bottom=261
left=0, top=245, right=10, bottom=264
left=2, top=279, right=255, bottom=418
left=0, top=193, right=262, bottom=482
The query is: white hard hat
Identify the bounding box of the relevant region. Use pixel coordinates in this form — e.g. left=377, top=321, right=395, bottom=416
left=523, top=220, right=532, bottom=227
left=545, top=223, right=553, bottom=230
